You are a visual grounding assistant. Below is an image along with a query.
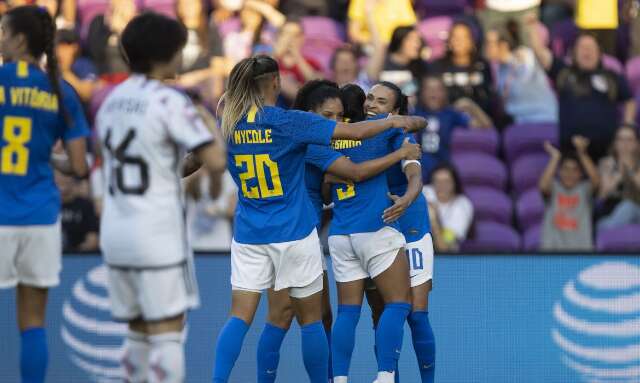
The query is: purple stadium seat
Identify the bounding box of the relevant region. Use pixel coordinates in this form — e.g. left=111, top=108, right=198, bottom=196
left=218, top=18, right=241, bottom=38
left=300, top=17, right=345, bottom=72
left=452, top=153, right=508, bottom=190
left=550, top=19, right=578, bottom=58
left=596, top=225, right=640, bottom=251
left=523, top=224, right=541, bottom=251
left=510, top=153, right=550, bottom=194
left=138, top=0, right=176, bottom=17
left=417, top=16, right=453, bottom=61
left=89, top=84, right=116, bottom=124
left=414, top=0, right=469, bottom=18
left=451, top=128, right=499, bottom=156
left=516, top=189, right=545, bottom=231
left=461, top=221, right=522, bottom=252
left=503, top=123, right=558, bottom=164
left=602, top=54, right=624, bottom=75
left=627, top=56, right=640, bottom=94
left=77, top=0, right=110, bottom=40
left=465, top=187, right=513, bottom=225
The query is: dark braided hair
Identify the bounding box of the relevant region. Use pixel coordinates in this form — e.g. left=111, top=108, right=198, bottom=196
left=339, top=84, right=366, bottom=123
left=5, top=6, right=67, bottom=121
left=377, top=81, right=409, bottom=115
left=292, top=80, right=340, bottom=112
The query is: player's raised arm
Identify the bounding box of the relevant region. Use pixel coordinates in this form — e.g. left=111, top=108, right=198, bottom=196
left=332, top=114, right=427, bottom=140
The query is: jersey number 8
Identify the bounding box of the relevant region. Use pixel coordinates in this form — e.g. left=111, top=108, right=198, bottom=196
left=235, top=154, right=283, bottom=199
left=104, top=128, right=149, bottom=195
left=1, top=116, right=32, bottom=176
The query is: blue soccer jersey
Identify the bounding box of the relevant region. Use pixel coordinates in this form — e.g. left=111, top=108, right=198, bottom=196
left=386, top=133, right=432, bottom=243
left=0, top=61, right=90, bottom=226
left=227, top=105, right=336, bottom=244
left=329, top=126, right=405, bottom=236
left=304, top=144, right=342, bottom=227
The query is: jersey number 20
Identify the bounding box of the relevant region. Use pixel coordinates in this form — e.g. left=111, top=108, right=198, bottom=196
left=1, top=116, right=32, bottom=176
left=104, top=128, right=149, bottom=195
left=235, top=154, right=283, bottom=199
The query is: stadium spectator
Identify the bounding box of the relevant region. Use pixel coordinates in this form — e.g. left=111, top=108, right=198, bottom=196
left=378, top=26, right=428, bottom=98
left=36, top=0, right=76, bottom=29
left=330, top=45, right=379, bottom=91
left=86, top=0, right=137, bottom=83
left=347, top=0, right=416, bottom=46
left=430, top=21, right=498, bottom=119
left=423, top=163, right=474, bottom=251
left=479, top=0, right=541, bottom=46
left=485, top=22, right=558, bottom=124
left=221, top=0, right=285, bottom=65
left=539, top=136, right=599, bottom=251
left=629, top=0, right=640, bottom=57
left=597, top=125, right=640, bottom=229
left=574, top=0, right=618, bottom=56
left=528, top=15, right=638, bottom=160
left=414, top=75, right=471, bottom=181
left=175, top=0, right=226, bottom=105
left=273, top=19, right=323, bottom=101
left=55, top=29, right=101, bottom=102
left=186, top=170, right=237, bottom=251
left=55, top=172, right=100, bottom=253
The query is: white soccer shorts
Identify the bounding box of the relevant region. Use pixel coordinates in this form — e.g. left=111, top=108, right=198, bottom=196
left=107, top=258, right=200, bottom=321
left=328, top=226, right=406, bottom=283
left=230, top=228, right=324, bottom=298
left=406, top=233, right=434, bottom=287
left=0, top=222, right=61, bottom=288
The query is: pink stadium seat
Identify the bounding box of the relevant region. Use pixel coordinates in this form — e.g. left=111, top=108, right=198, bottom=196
left=626, top=56, right=640, bottom=94
left=218, top=17, right=241, bottom=38
left=88, top=84, right=117, bottom=125
left=77, top=0, right=110, bottom=40
left=602, top=54, right=624, bottom=75
left=300, top=17, right=345, bottom=72
left=138, top=0, right=176, bottom=18
left=417, top=16, right=453, bottom=62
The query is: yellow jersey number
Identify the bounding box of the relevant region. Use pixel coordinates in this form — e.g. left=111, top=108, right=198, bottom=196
left=1, top=116, right=32, bottom=176
left=336, top=182, right=356, bottom=200
left=235, top=154, right=283, bottom=198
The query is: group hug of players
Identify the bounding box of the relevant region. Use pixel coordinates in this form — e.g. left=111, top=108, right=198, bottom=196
left=0, top=7, right=436, bottom=383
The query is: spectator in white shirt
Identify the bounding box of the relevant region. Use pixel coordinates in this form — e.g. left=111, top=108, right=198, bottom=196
left=423, top=163, right=474, bottom=251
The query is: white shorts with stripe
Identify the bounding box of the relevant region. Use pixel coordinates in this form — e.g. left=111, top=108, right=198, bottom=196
left=106, top=257, right=200, bottom=321
left=0, top=222, right=62, bottom=288
left=406, top=233, right=434, bottom=287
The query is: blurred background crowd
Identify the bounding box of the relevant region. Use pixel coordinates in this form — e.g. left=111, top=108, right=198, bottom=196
left=2, top=0, right=639, bottom=253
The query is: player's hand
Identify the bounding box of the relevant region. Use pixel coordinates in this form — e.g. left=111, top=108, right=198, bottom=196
left=572, top=135, right=590, bottom=153
left=543, top=140, right=561, bottom=160
left=383, top=193, right=410, bottom=223
left=389, top=115, right=428, bottom=133
left=400, top=137, right=421, bottom=160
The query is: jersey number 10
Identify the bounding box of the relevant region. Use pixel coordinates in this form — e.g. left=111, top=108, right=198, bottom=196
left=1, top=116, right=32, bottom=176
left=104, top=128, right=149, bottom=195
left=235, top=154, right=283, bottom=199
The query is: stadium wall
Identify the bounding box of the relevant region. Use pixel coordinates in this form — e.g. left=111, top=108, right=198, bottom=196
left=0, top=254, right=638, bottom=383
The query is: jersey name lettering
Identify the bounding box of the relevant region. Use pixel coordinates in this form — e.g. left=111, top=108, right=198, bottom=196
left=4, top=87, right=58, bottom=112
left=233, top=129, right=272, bottom=144
left=331, top=139, right=362, bottom=150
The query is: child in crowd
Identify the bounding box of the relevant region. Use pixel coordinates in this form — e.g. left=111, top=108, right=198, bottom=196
left=539, top=136, right=599, bottom=251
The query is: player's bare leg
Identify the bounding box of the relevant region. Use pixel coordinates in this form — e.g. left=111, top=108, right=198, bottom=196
left=266, top=288, right=294, bottom=330
left=17, top=284, right=48, bottom=331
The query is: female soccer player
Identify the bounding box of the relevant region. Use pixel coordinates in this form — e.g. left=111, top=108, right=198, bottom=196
left=327, top=83, right=418, bottom=383
left=97, top=13, right=226, bottom=383
left=365, top=82, right=436, bottom=383
left=256, top=79, right=422, bottom=383
left=212, top=55, right=426, bottom=383
left=0, top=6, right=89, bottom=383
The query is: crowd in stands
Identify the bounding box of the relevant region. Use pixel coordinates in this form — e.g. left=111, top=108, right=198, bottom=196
left=4, top=0, right=640, bottom=252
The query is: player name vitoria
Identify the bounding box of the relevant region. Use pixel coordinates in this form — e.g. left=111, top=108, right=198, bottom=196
left=0, top=86, right=59, bottom=112
left=331, top=139, right=362, bottom=150
left=233, top=129, right=273, bottom=144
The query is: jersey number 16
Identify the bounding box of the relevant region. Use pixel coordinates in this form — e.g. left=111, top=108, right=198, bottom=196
left=104, top=128, right=149, bottom=195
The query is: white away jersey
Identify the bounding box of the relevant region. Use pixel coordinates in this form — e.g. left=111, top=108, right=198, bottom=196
left=96, top=75, right=214, bottom=267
